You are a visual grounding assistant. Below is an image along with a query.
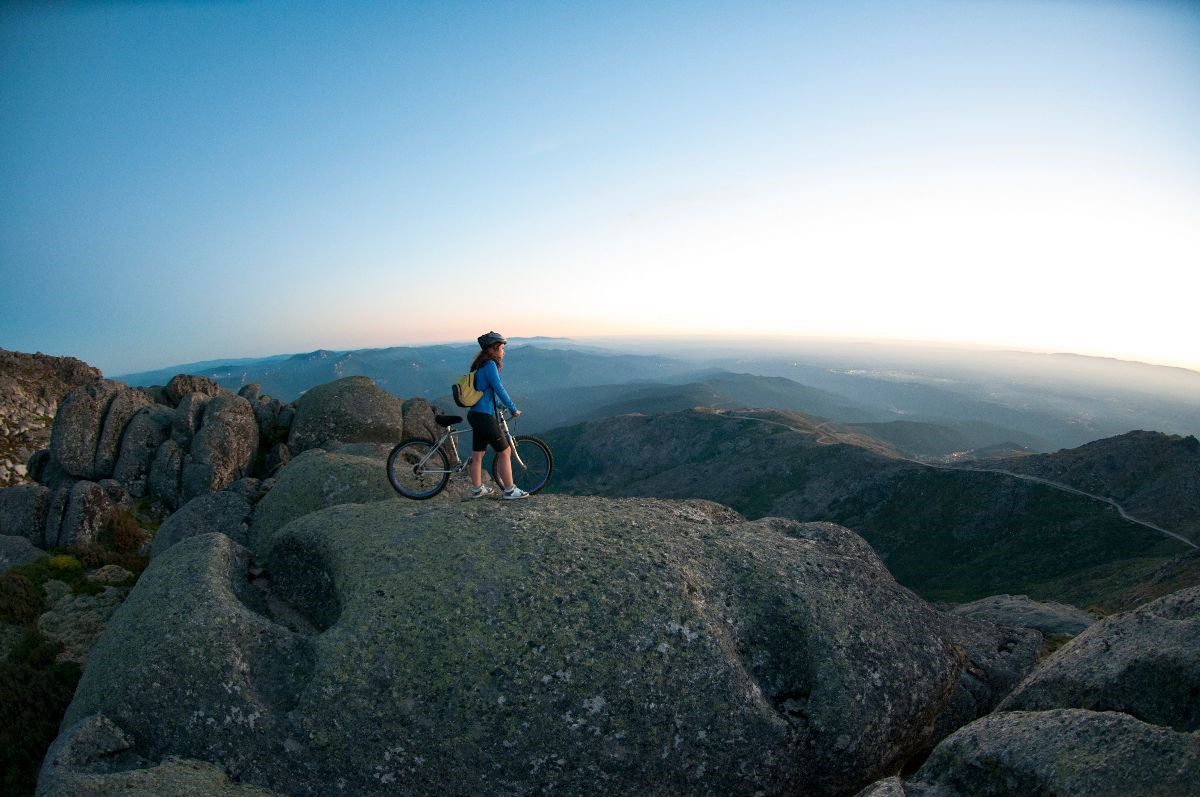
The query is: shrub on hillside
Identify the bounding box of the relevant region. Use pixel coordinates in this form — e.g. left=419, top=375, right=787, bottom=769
left=99, top=507, right=144, bottom=554
left=10, top=556, right=98, bottom=597
left=0, top=634, right=81, bottom=797
left=0, top=573, right=41, bottom=625
left=47, top=554, right=82, bottom=574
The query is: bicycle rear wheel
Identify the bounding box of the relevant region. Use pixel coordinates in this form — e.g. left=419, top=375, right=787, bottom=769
left=388, top=438, right=450, bottom=499
left=492, top=435, right=553, bottom=495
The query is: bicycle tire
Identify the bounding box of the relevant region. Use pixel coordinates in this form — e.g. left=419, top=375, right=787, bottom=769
left=387, top=438, right=450, bottom=499
left=492, top=435, right=554, bottom=495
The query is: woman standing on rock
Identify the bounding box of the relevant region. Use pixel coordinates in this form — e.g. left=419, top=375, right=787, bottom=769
left=467, top=331, right=529, bottom=499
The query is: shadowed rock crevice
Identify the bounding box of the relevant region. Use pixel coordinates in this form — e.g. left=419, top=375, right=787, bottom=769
left=252, top=537, right=341, bottom=634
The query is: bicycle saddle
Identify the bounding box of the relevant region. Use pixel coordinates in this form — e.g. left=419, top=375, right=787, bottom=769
left=435, top=414, right=463, bottom=427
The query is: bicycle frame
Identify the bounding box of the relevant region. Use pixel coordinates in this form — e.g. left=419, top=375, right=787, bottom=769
left=413, top=410, right=523, bottom=475
left=409, top=426, right=470, bottom=476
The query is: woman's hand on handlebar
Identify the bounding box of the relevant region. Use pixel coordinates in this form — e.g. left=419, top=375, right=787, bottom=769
left=512, top=409, right=522, bottom=419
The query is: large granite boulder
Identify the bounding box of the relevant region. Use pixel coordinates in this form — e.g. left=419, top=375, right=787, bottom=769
left=111, top=406, right=174, bottom=499
left=0, top=483, right=50, bottom=543
left=93, top=389, right=152, bottom=478
left=287, top=376, right=405, bottom=454
left=147, top=440, right=184, bottom=510
left=998, top=585, right=1200, bottom=731
left=248, top=448, right=404, bottom=553
left=181, top=394, right=258, bottom=501
left=170, top=392, right=209, bottom=447
left=149, top=490, right=253, bottom=560
left=47, top=480, right=113, bottom=548
left=856, top=709, right=1200, bottom=796
left=48, top=381, right=123, bottom=480
left=950, top=594, right=1097, bottom=637
left=58, top=496, right=1038, bottom=796
left=163, top=374, right=223, bottom=407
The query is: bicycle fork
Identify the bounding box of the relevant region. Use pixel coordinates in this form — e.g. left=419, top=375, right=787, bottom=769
left=498, top=413, right=526, bottom=469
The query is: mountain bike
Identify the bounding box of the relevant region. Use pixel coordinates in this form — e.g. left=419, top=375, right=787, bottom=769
left=386, top=409, right=553, bottom=500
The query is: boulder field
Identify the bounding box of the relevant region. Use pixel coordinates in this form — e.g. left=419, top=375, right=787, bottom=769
left=0, top=374, right=435, bottom=551
left=41, top=493, right=1039, bottom=796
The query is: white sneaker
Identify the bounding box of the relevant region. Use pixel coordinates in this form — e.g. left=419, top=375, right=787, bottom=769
left=501, top=486, right=530, bottom=500
left=469, top=485, right=494, bottom=499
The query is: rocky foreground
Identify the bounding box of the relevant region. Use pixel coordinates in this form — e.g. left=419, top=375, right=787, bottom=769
left=41, top=493, right=1042, bottom=796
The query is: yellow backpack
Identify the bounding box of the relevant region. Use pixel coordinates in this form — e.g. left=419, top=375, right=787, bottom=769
left=451, top=371, right=485, bottom=408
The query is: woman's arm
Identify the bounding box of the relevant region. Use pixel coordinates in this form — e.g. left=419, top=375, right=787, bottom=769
left=482, top=360, right=518, bottom=414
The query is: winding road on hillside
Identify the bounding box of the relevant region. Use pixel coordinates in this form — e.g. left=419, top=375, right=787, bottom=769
left=720, top=411, right=1200, bottom=551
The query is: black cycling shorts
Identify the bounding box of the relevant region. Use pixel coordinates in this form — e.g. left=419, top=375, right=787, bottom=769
left=468, top=411, right=509, bottom=453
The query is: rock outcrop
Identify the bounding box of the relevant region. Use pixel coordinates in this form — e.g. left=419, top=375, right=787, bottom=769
left=48, top=380, right=127, bottom=481
left=856, top=584, right=1200, bottom=795
left=0, top=348, right=100, bottom=487
left=163, top=374, right=223, bottom=406
left=56, top=494, right=1038, bottom=796
left=287, top=376, right=405, bottom=454
left=111, top=405, right=173, bottom=498
left=47, top=480, right=114, bottom=548
left=37, top=582, right=128, bottom=666
left=1, top=372, right=323, bottom=540
left=180, top=394, right=258, bottom=502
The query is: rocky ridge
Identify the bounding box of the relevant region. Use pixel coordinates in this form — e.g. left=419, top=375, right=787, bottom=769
left=0, top=371, right=435, bottom=553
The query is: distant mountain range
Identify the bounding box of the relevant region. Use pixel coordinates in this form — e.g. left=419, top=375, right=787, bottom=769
left=118, top=339, right=1200, bottom=456
left=541, top=408, right=1198, bottom=610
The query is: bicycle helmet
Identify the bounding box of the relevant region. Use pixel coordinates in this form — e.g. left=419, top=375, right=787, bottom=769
left=477, top=331, right=507, bottom=348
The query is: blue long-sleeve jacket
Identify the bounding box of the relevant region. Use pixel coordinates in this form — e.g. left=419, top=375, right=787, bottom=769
left=469, top=359, right=518, bottom=415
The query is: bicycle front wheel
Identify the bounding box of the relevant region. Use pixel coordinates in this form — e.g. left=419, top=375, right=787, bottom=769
left=387, top=438, right=450, bottom=499
left=492, top=435, right=554, bottom=495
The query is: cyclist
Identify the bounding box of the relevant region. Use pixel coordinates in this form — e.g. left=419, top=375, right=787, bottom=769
left=468, top=331, right=530, bottom=499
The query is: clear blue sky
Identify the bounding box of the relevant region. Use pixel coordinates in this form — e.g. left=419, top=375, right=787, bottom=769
left=2, top=0, right=1198, bottom=374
